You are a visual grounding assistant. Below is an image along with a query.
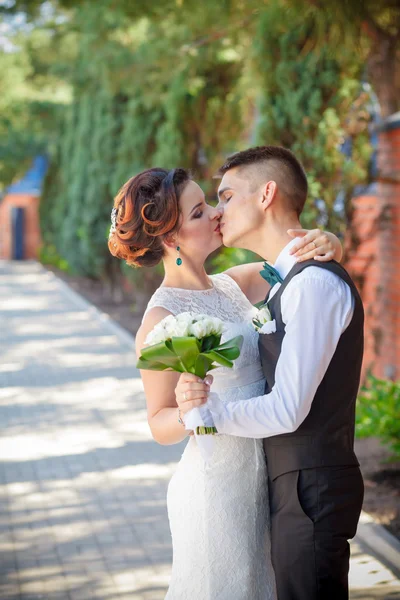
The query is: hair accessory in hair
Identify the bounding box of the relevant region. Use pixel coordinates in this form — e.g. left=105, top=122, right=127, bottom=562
left=109, top=207, right=118, bottom=239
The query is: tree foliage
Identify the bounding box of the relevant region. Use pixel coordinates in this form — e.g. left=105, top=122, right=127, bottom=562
left=1, top=0, right=378, bottom=284
left=250, top=3, right=372, bottom=233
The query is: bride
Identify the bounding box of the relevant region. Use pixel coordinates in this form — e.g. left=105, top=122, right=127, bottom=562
left=108, top=167, right=343, bottom=599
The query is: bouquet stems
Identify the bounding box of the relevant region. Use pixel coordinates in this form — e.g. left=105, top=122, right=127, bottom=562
left=196, top=426, right=218, bottom=435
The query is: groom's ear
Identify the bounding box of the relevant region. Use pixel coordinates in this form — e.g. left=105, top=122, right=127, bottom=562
left=261, top=180, right=277, bottom=210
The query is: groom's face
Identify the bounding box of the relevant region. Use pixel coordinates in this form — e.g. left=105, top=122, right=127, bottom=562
left=217, top=168, right=262, bottom=248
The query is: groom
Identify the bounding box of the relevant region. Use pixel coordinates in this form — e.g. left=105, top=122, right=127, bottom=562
left=207, top=146, right=364, bottom=600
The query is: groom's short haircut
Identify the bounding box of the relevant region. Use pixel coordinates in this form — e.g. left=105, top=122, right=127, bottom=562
left=218, top=146, right=308, bottom=216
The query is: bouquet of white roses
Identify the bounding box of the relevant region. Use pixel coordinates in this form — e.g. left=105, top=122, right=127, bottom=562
left=138, top=312, right=243, bottom=378
left=137, top=312, right=243, bottom=457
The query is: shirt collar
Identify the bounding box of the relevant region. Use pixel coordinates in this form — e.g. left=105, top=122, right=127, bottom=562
left=272, top=238, right=299, bottom=280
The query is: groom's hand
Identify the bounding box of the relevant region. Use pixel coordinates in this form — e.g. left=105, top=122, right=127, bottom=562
left=175, top=373, right=214, bottom=416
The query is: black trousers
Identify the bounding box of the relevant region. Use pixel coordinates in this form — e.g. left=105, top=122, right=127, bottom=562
left=269, top=466, right=364, bottom=600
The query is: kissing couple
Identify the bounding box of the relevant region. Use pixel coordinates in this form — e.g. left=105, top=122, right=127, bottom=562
left=109, top=146, right=364, bottom=600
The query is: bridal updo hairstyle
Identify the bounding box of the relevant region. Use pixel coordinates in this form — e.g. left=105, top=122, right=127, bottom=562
left=108, top=168, right=191, bottom=268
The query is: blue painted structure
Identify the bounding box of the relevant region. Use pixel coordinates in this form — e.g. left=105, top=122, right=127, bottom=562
left=5, top=155, right=48, bottom=196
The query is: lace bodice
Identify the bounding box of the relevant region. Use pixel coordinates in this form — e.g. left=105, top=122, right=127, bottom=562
left=143, top=273, right=262, bottom=394
left=144, top=272, right=254, bottom=323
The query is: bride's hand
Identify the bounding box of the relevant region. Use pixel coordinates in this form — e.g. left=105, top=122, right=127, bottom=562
left=287, top=228, right=342, bottom=263
left=175, top=373, right=213, bottom=416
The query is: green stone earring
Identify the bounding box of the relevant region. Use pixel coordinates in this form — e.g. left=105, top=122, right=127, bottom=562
left=176, top=246, right=182, bottom=266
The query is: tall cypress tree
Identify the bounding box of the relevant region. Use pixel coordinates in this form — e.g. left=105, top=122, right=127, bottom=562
left=251, top=3, right=370, bottom=232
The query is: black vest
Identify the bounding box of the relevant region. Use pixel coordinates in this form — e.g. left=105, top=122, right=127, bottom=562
left=259, top=260, right=364, bottom=480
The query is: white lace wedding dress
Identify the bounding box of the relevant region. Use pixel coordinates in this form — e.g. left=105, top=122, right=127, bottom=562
left=143, top=273, right=277, bottom=600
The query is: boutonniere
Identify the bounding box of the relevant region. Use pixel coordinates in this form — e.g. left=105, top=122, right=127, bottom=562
left=252, top=304, right=277, bottom=334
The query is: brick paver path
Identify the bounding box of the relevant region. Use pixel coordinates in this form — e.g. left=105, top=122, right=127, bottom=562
left=1, top=260, right=399, bottom=600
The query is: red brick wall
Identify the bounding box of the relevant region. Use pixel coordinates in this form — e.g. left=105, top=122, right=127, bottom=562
left=378, top=125, right=400, bottom=380
left=346, top=192, right=381, bottom=379
left=0, top=194, right=42, bottom=260
left=346, top=119, right=400, bottom=381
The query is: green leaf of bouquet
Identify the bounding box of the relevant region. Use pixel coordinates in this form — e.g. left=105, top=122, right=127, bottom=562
left=136, top=357, right=171, bottom=371
left=194, top=354, right=214, bottom=379
left=140, top=341, right=174, bottom=360
left=138, top=341, right=184, bottom=371
left=170, top=336, right=201, bottom=372
left=216, top=346, right=241, bottom=361
left=215, top=335, right=244, bottom=352
left=200, top=349, right=234, bottom=369
left=201, top=334, right=221, bottom=352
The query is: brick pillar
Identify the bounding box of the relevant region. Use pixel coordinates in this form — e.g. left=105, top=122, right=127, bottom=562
left=376, top=115, right=400, bottom=380
left=346, top=113, right=400, bottom=381
left=345, top=191, right=380, bottom=378
left=0, top=194, right=42, bottom=260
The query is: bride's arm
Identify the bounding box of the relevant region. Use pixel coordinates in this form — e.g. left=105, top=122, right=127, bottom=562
left=224, top=230, right=343, bottom=305
left=136, top=307, right=208, bottom=445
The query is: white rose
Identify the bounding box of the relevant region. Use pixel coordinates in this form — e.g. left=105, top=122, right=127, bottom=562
left=190, top=320, right=208, bottom=339
left=189, top=315, right=223, bottom=338
left=207, top=317, right=224, bottom=335
left=145, top=321, right=167, bottom=345
left=162, top=314, right=178, bottom=338
left=252, top=304, right=274, bottom=332
left=209, top=317, right=223, bottom=336
left=177, top=311, right=194, bottom=321
left=202, top=317, right=214, bottom=336
left=258, top=306, right=272, bottom=324
left=191, top=313, right=206, bottom=324
left=173, top=312, right=193, bottom=337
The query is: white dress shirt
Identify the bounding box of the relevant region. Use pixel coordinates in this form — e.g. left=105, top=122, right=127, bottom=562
left=207, top=239, right=355, bottom=438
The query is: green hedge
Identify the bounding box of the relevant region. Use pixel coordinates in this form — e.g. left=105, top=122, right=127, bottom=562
left=356, top=374, right=400, bottom=461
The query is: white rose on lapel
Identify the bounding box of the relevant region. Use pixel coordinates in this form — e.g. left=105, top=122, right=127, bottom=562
left=252, top=304, right=277, bottom=334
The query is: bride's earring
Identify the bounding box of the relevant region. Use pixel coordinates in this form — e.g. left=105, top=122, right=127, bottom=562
left=176, top=245, right=182, bottom=266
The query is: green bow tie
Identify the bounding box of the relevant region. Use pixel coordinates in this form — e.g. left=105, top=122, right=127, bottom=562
left=259, top=262, right=284, bottom=287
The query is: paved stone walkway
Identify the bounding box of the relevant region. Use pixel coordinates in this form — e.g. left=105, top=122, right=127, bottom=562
left=0, top=260, right=399, bottom=600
